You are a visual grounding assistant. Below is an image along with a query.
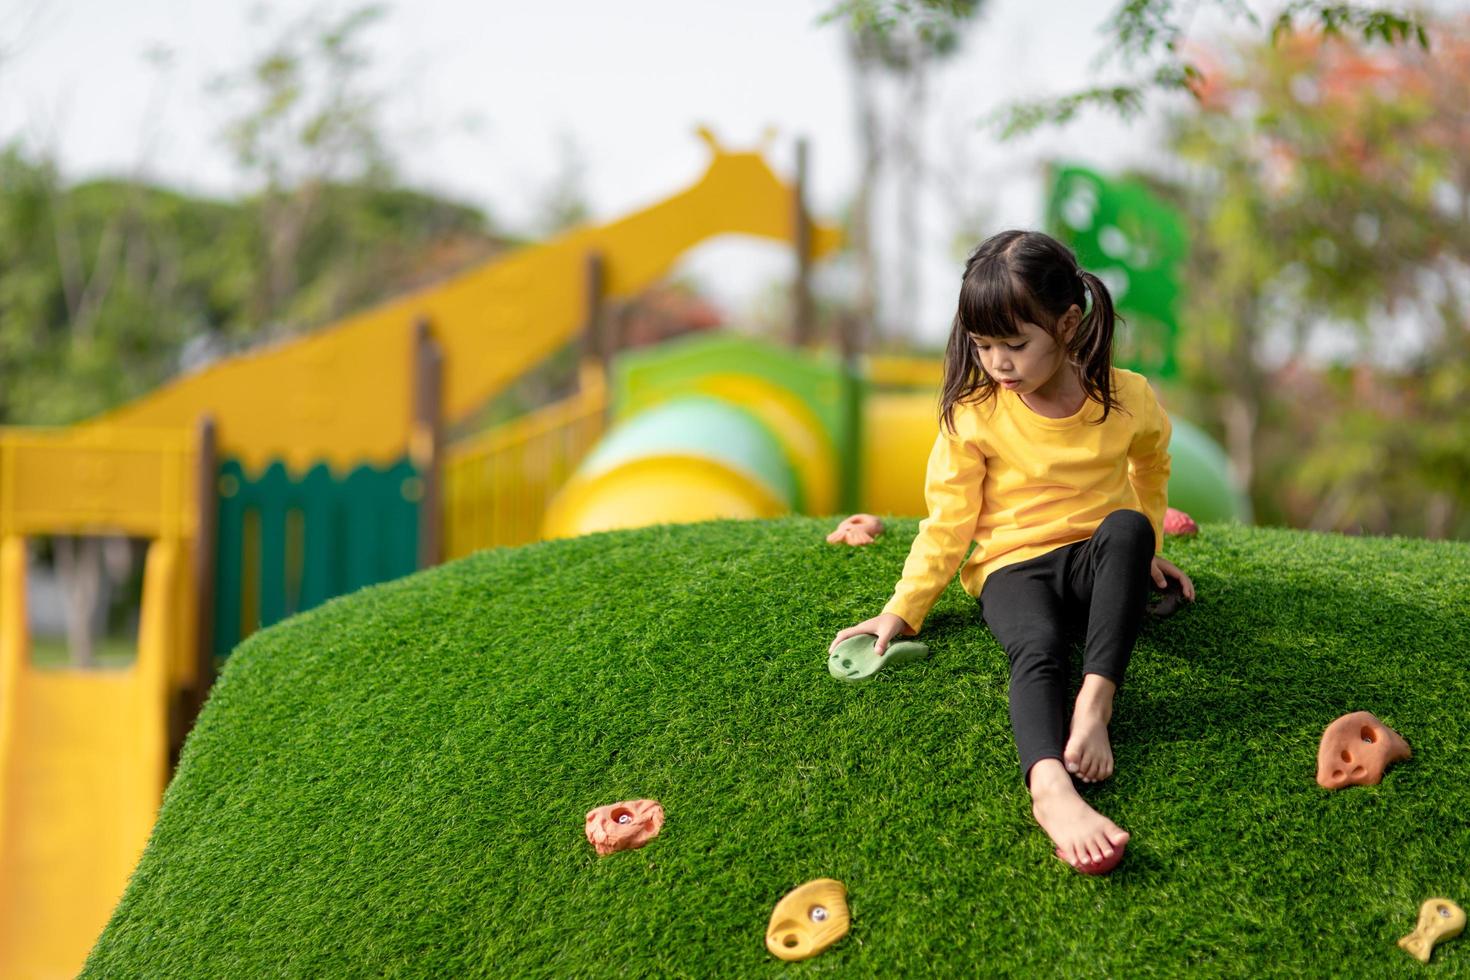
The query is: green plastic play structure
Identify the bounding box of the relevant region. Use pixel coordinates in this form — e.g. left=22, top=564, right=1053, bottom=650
left=544, top=333, right=865, bottom=537
left=544, top=331, right=1251, bottom=540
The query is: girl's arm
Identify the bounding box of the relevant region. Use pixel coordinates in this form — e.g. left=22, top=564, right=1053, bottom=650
left=881, top=426, right=985, bottom=633
left=1127, top=381, right=1173, bottom=552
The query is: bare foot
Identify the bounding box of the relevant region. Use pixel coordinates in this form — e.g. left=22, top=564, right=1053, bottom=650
left=1029, top=759, right=1130, bottom=869
left=1064, top=674, right=1115, bottom=783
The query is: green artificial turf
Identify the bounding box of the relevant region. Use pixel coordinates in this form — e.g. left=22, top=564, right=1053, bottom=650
left=84, top=518, right=1470, bottom=978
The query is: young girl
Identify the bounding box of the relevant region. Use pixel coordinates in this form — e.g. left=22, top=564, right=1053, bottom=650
left=830, top=229, right=1195, bottom=874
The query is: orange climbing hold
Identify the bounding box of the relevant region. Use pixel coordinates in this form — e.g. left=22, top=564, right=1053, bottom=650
left=1315, top=711, right=1411, bottom=789
left=584, top=799, right=664, bottom=855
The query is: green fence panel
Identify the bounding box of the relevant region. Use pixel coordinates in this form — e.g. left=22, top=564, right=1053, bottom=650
left=300, top=465, right=338, bottom=612
left=258, top=463, right=290, bottom=628
left=213, top=456, right=421, bottom=657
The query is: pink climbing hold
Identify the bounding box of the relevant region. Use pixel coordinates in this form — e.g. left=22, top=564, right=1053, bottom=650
left=826, top=514, right=885, bottom=546
left=1163, top=507, right=1198, bottom=537
left=585, top=799, right=664, bottom=855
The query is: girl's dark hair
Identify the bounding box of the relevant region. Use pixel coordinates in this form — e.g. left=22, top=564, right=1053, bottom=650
left=938, top=229, right=1121, bottom=434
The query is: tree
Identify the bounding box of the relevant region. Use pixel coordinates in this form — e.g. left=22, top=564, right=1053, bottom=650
left=1158, top=20, right=1470, bottom=536
left=532, top=130, right=593, bottom=238
left=209, top=4, right=395, bottom=332
left=822, top=1, right=1430, bottom=138
left=821, top=0, right=985, bottom=346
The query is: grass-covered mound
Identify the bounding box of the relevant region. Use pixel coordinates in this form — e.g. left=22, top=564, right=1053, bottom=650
left=85, top=518, right=1470, bottom=977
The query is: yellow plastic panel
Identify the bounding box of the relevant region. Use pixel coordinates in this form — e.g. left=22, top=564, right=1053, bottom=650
left=86, top=138, right=842, bottom=475
left=691, top=374, right=838, bottom=516
left=542, top=455, right=787, bottom=540
left=0, top=537, right=177, bottom=980
left=861, top=391, right=940, bottom=517
left=0, top=427, right=195, bottom=539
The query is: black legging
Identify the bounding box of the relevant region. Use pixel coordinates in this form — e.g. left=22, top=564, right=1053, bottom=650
left=977, top=509, right=1156, bottom=784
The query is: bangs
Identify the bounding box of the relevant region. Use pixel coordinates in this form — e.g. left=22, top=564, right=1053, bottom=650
left=957, top=269, right=1054, bottom=340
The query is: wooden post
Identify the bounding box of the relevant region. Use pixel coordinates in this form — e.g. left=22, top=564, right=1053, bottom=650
left=582, top=252, right=609, bottom=369
left=413, top=318, right=443, bottom=569
left=836, top=310, right=861, bottom=367
left=792, top=137, right=815, bottom=349
left=581, top=251, right=618, bottom=426
left=178, top=414, right=217, bottom=762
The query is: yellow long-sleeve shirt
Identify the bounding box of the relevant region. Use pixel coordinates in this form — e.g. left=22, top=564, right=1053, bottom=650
left=882, top=367, right=1171, bottom=633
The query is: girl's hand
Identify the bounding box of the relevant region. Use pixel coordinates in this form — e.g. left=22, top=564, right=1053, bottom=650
left=1150, top=556, right=1196, bottom=601
left=829, top=612, right=916, bottom=657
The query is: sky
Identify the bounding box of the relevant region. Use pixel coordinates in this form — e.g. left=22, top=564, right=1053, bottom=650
left=0, top=0, right=1435, bottom=350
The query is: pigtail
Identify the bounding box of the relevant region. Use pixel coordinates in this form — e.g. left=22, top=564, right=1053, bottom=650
left=1072, top=270, right=1122, bottom=424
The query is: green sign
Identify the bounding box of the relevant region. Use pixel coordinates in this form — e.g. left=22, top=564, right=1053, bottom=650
left=1046, top=164, right=1187, bottom=379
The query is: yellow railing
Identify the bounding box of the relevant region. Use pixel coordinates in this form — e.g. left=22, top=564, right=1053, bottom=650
left=443, top=363, right=609, bottom=557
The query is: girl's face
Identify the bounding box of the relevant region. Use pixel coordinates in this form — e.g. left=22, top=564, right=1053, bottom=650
left=970, top=307, right=1080, bottom=397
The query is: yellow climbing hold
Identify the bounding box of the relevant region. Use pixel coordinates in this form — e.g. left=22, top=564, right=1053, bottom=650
left=765, top=878, right=850, bottom=962
left=1398, top=898, right=1465, bottom=964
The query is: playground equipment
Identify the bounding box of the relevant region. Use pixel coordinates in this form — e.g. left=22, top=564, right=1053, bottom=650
left=1046, top=163, right=1188, bottom=382
left=542, top=332, right=862, bottom=537
left=0, top=424, right=209, bottom=980
left=0, top=132, right=839, bottom=980
left=1164, top=507, right=1199, bottom=536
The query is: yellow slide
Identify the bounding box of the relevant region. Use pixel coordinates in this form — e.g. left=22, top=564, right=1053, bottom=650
left=0, top=539, right=177, bottom=979
left=0, top=429, right=201, bottom=979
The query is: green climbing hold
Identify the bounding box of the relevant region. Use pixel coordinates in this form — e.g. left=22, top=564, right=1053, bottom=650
left=828, top=634, right=930, bottom=682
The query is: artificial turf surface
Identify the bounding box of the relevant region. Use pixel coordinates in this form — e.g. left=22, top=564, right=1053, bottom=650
left=83, top=518, right=1470, bottom=977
